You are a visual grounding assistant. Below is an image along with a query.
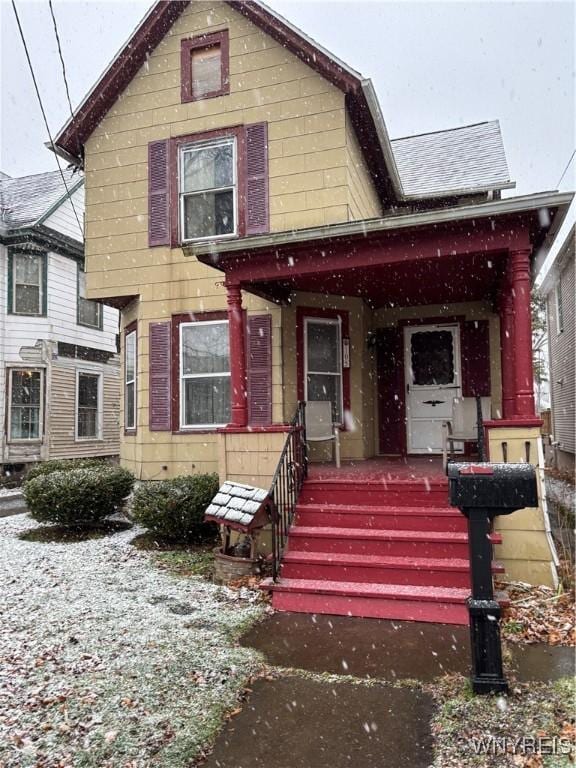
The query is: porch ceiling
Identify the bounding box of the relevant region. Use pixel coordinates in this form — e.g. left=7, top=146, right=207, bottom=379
left=249, top=250, right=506, bottom=308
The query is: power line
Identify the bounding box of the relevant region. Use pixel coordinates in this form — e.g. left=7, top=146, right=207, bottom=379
left=11, top=0, right=83, bottom=235
left=555, top=148, right=575, bottom=189
left=47, top=0, right=75, bottom=122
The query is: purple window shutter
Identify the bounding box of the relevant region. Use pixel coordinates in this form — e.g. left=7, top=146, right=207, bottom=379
left=148, top=140, right=170, bottom=247
left=149, top=322, right=172, bottom=430
left=247, top=314, right=272, bottom=425
left=245, top=123, right=269, bottom=235
left=461, top=319, right=491, bottom=397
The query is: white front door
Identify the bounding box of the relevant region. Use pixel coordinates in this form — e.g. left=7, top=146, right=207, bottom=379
left=404, top=324, right=461, bottom=453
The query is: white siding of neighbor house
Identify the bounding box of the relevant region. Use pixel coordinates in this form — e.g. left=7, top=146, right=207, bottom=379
left=43, top=184, right=85, bottom=242
left=546, top=243, right=575, bottom=458
left=0, top=240, right=120, bottom=464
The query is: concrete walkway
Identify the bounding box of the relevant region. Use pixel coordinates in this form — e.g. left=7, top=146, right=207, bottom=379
left=204, top=675, right=434, bottom=768
left=203, top=611, right=575, bottom=768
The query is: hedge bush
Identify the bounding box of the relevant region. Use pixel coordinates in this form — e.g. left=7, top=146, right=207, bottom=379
left=132, top=473, right=219, bottom=544
left=26, top=458, right=109, bottom=482
left=24, top=466, right=135, bottom=527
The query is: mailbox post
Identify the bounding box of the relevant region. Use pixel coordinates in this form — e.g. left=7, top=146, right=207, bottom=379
left=448, top=462, right=538, bottom=694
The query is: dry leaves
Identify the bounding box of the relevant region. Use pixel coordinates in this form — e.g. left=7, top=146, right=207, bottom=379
left=499, top=581, right=575, bottom=646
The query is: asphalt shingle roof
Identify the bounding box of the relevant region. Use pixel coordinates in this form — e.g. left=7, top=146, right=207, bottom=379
left=0, top=168, right=80, bottom=230
left=391, top=121, right=513, bottom=199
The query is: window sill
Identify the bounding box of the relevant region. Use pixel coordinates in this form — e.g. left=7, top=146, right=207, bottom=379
left=75, top=437, right=104, bottom=443
left=9, top=311, right=46, bottom=318
left=78, top=323, right=104, bottom=331
left=7, top=438, right=43, bottom=445
left=172, top=428, right=222, bottom=435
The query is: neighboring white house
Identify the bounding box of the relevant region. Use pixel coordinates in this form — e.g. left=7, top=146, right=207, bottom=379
left=539, top=223, right=575, bottom=472
left=0, top=168, right=120, bottom=468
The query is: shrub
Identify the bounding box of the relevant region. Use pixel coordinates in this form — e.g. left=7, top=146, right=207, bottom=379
left=132, top=473, right=219, bottom=544
left=24, top=466, right=134, bottom=527
left=26, top=458, right=109, bottom=482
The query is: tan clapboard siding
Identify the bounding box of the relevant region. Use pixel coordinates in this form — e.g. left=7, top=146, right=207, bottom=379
left=49, top=363, right=120, bottom=459
left=346, top=115, right=382, bottom=220
left=547, top=247, right=575, bottom=455
left=82, top=0, right=383, bottom=480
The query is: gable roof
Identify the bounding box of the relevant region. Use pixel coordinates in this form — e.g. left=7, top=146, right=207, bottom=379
left=0, top=168, right=83, bottom=231
left=538, top=223, right=576, bottom=295
left=391, top=121, right=514, bottom=200
left=52, top=0, right=514, bottom=204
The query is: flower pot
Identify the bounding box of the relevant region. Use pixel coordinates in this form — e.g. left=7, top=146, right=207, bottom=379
left=213, top=547, right=259, bottom=585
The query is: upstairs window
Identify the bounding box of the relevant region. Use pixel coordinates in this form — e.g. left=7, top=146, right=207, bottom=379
left=9, top=252, right=46, bottom=315
left=77, top=266, right=103, bottom=329
left=9, top=369, right=43, bottom=441
left=181, top=31, right=229, bottom=103
left=179, top=137, right=236, bottom=241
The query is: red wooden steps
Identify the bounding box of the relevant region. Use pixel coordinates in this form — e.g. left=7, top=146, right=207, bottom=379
left=266, top=579, right=470, bottom=625
left=295, top=503, right=467, bottom=532
left=281, top=551, right=505, bottom=588
left=264, top=475, right=505, bottom=625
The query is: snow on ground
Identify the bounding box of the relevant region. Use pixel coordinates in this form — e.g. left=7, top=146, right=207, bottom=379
left=0, top=515, right=264, bottom=767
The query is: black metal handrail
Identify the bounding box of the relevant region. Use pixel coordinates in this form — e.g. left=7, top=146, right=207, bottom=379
left=269, top=401, right=308, bottom=581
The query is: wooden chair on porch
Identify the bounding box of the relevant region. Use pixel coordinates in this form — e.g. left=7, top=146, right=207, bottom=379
left=306, top=401, right=341, bottom=468
left=442, top=396, right=491, bottom=467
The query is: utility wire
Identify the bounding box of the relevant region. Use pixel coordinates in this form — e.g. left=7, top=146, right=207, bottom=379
left=11, top=0, right=83, bottom=235
left=555, top=148, right=575, bottom=189
left=47, top=0, right=75, bottom=122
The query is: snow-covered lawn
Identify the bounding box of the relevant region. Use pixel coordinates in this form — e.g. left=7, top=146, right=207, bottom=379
left=0, top=515, right=264, bottom=767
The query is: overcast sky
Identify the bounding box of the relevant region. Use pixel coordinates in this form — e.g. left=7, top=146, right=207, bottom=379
left=1, top=0, right=574, bottom=201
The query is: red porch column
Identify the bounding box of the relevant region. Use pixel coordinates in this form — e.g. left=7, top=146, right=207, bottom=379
left=226, top=281, right=248, bottom=427
left=510, top=248, right=536, bottom=418
left=499, top=282, right=516, bottom=418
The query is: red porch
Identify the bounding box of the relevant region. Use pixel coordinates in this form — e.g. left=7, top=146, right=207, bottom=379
left=193, top=196, right=565, bottom=620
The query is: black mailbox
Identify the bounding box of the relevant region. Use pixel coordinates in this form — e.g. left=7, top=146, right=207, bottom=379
left=448, top=461, right=539, bottom=695
left=448, top=463, right=538, bottom=514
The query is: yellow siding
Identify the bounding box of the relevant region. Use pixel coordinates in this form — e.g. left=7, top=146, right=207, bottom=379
left=488, top=425, right=557, bottom=587
left=49, top=362, right=120, bottom=459
left=83, top=0, right=384, bottom=479
left=345, top=113, right=383, bottom=220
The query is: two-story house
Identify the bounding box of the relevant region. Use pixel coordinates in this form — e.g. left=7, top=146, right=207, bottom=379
left=51, top=0, right=572, bottom=622
left=0, top=169, right=120, bottom=470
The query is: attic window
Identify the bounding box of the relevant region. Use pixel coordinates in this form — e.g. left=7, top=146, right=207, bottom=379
left=181, top=31, right=229, bottom=103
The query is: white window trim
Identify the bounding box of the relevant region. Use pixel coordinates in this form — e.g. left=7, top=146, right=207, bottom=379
left=125, top=330, right=137, bottom=432
left=179, top=319, right=231, bottom=430
left=77, top=265, right=103, bottom=330
left=555, top=283, right=564, bottom=334
left=179, top=136, right=238, bottom=244
left=303, top=316, right=344, bottom=425
left=7, top=367, right=44, bottom=443
left=12, top=252, right=44, bottom=316
left=75, top=369, right=103, bottom=441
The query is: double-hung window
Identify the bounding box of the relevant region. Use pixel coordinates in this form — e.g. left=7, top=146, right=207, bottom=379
left=11, top=252, right=45, bottom=315
left=125, top=329, right=137, bottom=431
left=9, top=369, right=43, bottom=441
left=305, top=317, right=343, bottom=424
left=179, top=137, right=236, bottom=242
left=77, top=266, right=103, bottom=329
left=180, top=320, right=230, bottom=428
left=76, top=372, right=101, bottom=439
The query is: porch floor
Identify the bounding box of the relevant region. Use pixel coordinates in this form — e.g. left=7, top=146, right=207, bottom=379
left=308, top=456, right=447, bottom=483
